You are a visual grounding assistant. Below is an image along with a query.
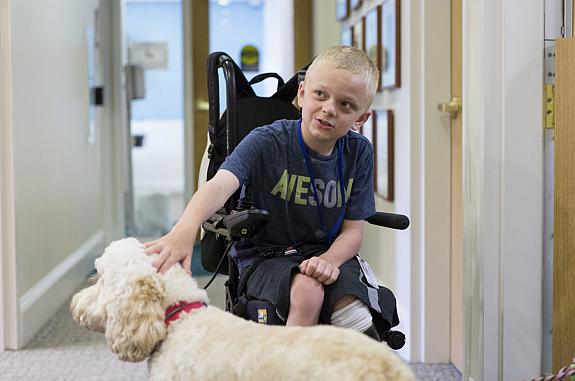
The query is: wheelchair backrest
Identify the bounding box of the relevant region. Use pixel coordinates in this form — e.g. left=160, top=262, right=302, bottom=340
left=202, top=52, right=307, bottom=273
left=206, top=52, right=304, bottom=185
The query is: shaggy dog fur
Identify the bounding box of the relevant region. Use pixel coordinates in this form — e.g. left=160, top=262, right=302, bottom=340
left=71, top=238, right=415, bottom=381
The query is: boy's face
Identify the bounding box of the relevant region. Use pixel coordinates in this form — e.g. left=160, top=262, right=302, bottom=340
left=297, top=61, right=372, bottom=155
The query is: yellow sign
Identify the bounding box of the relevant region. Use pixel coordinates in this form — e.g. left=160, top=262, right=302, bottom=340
left=241, top=45, right=259, bottom=71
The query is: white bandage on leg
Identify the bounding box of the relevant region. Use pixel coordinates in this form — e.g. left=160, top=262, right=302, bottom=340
left=330, top=300, right=373, bottom=332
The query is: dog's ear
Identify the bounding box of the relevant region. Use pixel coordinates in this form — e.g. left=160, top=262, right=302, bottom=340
left=105, top=275, right=167, bottom=362
left=70, top=281, right=107, bottom=333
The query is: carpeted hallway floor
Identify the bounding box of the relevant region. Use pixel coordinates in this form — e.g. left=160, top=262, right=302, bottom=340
left=0, top=275, right=461, bottom=381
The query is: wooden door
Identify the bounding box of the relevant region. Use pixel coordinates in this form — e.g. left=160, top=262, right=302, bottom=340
left=190, top=0, right=209, bottom=193
left=450, top=0, right=463, bottom=371
left=553, top=37, right=575, bottom=373
left=293, top=0, right=313, bottom=70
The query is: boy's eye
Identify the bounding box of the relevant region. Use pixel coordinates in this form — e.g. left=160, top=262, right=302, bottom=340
left=313, top=90, right=325, bottom=97
left=341, top=101, right=354, bottom=110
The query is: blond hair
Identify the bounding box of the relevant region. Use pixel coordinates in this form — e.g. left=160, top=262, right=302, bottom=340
left=307, top=45, right=379, bottom=105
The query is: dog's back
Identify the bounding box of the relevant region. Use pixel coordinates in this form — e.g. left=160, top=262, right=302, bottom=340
left=149, top=306, right=414, bottom=381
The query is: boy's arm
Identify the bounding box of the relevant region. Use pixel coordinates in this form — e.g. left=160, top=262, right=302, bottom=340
left=144, top=169, right=240, bottom=273
left=299, top=219, right=363, bottom=285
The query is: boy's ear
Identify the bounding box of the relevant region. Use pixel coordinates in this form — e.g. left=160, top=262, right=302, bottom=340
left=297, top=81, right=305, bottom=104
left=351, top=111, right=372, bottom=132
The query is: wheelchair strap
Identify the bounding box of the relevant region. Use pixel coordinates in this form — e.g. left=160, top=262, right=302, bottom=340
left=249, top=72, right=285, bottom=91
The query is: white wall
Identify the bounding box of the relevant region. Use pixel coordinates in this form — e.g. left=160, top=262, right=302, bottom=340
left=463, top=0, right=544, bottom=379
left=263, top=0, right=294, bottom=81
left=2, top=0, right=111, bottom=348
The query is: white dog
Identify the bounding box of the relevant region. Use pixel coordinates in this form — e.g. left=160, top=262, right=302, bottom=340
left=71, top=238, right=415, bottom=381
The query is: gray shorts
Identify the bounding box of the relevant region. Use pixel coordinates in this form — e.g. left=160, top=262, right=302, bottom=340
left=242, top=253, right=399, bottom=334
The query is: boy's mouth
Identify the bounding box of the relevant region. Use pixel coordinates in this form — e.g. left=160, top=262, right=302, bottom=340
left=315, top=118, right=334, bottom=129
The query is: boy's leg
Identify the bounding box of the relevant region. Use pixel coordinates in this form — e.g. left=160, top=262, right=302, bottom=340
left=323, top=257, right=399, bottom=341
left=244, top=256, right=303, bottom=323
left=331, top=295, right=379, bottom=340
left=286, top=273, right=324, bottom=326
left=333, top=294, right=356, bottom=310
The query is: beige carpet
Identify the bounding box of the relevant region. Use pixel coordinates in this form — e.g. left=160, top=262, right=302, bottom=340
left=0, top=275, right=460, bottom=381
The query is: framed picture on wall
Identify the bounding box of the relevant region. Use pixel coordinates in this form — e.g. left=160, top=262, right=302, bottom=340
left=381, top=0, right=401, bottom=89
left=352, top=18, right=365, bottom=51
left=336, top=0, right=349, bottom=21
left=360, top=110, right=375, bottom=143
left=350, top=0, right=362, bottom=11
left=364, top=6, right=382, bottom=90
left=375, top=110, right=394, bottom=201
left=341, top=27, right=353, bottom=46
left=361, top=111, right=377, bottom=190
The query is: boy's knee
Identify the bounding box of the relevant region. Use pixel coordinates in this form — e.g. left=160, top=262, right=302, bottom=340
left=290, top=274, right=324, bottom=305
left=331, top=299, right=373, bottom=333
left=333, top=294, right=357, bottom=311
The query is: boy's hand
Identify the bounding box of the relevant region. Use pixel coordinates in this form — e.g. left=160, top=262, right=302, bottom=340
left=299, top=256, right=340, bottom=285
left=143, top=231, right=195, bottom=275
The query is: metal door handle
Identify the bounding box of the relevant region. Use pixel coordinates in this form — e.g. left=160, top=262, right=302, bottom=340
left=438, top=97, right=462, bottom=118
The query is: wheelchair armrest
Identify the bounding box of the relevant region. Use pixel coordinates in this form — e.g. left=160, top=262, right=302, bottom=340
left=365, top=212, right=410, bottom=230
left=202, top=212, right=233, bottom=240
left=223, top=209, right=270, bottom=239
left=203, top=208, right=271, bottom=241
left=205, top=209, right=407, bottom=242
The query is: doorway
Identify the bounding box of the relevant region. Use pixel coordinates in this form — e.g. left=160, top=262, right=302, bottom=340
left=124, top=0, right=186, bottom=240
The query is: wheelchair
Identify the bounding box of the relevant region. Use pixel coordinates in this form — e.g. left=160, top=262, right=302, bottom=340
left=200, top=52, right=408, bottom=350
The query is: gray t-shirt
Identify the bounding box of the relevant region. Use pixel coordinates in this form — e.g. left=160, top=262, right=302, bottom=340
left=220, top=119, right=376, bottom=266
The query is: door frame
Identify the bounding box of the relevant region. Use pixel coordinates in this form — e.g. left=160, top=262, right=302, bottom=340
left=450, top=0, right=463, bottom=371
left=182, top=0, right=195, bottom=199
left=108, top=0, right=129, bottom=241
left=188, top=0, right=208, bottom=195
left=0, top=0, right=19, bottom=351
left=417, top=0, right=452, bottom=363
left=543, top=0, right=562, bottom=373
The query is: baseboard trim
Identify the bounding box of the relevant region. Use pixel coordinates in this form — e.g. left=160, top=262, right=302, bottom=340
left=18, top=231, right=104, bottom=347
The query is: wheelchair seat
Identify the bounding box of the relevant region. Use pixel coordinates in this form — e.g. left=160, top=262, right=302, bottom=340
left=200, top=52, right=408, bottom=350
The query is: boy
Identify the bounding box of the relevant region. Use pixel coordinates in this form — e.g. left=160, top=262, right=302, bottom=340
left=144, top=46, right=398, bottom=339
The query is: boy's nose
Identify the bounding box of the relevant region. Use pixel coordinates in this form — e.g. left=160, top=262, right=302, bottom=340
left=322, top=101, right=336, bottom=116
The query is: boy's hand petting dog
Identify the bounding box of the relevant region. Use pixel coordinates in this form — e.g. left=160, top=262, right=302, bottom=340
left=299, top=256, right=340, bottom=285
left=143, top=231, right=194, bottom=275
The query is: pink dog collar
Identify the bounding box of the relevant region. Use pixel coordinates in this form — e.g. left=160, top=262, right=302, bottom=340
left=164, top=301, right=206, bottom=327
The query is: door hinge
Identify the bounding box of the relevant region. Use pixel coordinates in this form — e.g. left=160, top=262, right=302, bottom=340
left=545, top=83, right=555, bottom=129
left=545, top=45, right=555, bottom=84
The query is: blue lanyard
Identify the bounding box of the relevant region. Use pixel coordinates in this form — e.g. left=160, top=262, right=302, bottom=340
left=296, top=119, right=347, bottom=245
